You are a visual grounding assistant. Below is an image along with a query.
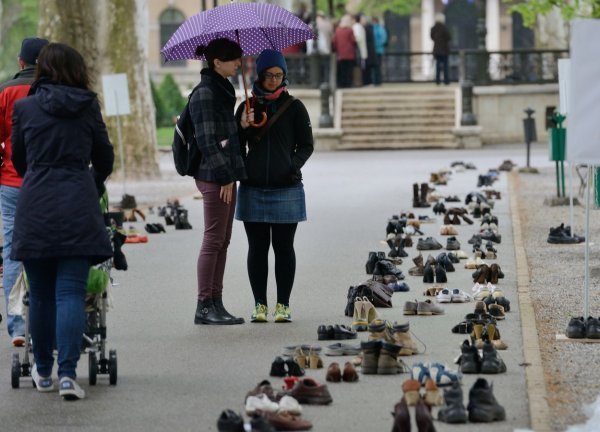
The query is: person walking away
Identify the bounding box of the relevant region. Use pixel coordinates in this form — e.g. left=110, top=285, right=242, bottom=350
left=332, top=15, right=356, bottom=88
left=372, top=17, right=388, bottom=86
left=431, top=13, right=451, bottom=85
left=190, top=38, right=247, bottom=326
left=11, top=42, right=114, bottom=400
left=0, top=37, right=49, bottom=347
left=352, top=14, right=367, bottom=86
left=235, top=49, right=314, bottom=323
left=315, top=11, right=333, bottom=84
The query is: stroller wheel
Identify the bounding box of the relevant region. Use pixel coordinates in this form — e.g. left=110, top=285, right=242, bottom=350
left=108, top=350, right=117, bottom=385
left=11, top=353, right=21, bottom=389
left=88, top=352, right=98, bottom=386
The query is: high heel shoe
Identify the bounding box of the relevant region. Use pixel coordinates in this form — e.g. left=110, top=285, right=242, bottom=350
left=293, top=347, right=308, bottom=369
left=308, top=348, right=323, bottom=369
left=351, top=298, right=368, bottom=331
left=362, top=296, right=378, bottom=324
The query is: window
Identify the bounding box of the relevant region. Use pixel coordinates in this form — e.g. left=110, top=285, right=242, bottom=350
left=160, top=8, right=186, bottom=67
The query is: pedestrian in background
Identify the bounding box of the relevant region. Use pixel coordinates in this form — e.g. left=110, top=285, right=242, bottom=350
left=352, top=14, right=367, bottom=86
left=0, top=37, right=48, bottom=347
left=306, top=11, right=333, bottom=84
left=363, top=16, right=377, bottom=86
left=235, top=49, right=314, bottom=323
left=11, top=42, right=114, bottom=400
left=333, top=14, right=356, bottom=88
left=372, top=17, right=388, bottom=86
left=191, top=38, right=247, bottom=326
left=431, top=13, right=451, bottom=85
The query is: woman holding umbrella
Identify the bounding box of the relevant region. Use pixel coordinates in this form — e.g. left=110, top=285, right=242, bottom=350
left=235, top=49, right=314, bottom=323
left=191, top=38, right=247, bottom=326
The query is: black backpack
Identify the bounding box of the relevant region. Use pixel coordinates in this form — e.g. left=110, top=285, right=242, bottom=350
left=172, top=83, right=203, bottom=176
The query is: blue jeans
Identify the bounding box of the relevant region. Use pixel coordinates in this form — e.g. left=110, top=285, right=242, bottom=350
left=24, top=258, right=90, bottom=379
left=435, top=54, right=449, bottom=85
left=0, top=185, right=25, bottom=337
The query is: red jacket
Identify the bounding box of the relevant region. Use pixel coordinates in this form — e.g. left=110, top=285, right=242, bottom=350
left=0, top=67, right=36, bottom=188
left=333, top=27, right=356, bottom=61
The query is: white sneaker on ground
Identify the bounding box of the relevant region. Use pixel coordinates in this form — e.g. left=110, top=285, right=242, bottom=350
left=245, top=394, right=279, bottom=415
left=32, top=364, right=54, bottom=392
left=59, top=377, right=85, bottom=400
left=277, top=395, right=302, bottom=415
left=451, top=289, right=471, bottom=303
left=436, top=289, right=452, bottom=303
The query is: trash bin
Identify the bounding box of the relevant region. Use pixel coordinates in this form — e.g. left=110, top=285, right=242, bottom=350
left=548, top=127, right=566, bottom=161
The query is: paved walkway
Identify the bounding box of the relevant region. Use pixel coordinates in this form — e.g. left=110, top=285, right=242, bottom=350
left=0, top=144, right=555, bottom=431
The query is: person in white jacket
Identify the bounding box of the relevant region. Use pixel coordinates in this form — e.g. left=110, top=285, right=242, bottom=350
left=352, top=14, right=367, bottom=84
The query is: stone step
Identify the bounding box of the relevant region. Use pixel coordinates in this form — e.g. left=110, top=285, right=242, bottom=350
left=341, top=125, right=454, bottom=134
left=338, top=139, right=457, bottom=149
left=341, top=132, right=454, bottom=142
left=342, top=108, right=455, bottom=117
left=342, top=116, right=454, bottom=130
left=342, top=93, right=455, bottom=102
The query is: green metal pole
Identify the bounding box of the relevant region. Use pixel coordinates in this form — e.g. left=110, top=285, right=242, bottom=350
left=560, top=160, right=566, bottom=197
left=555, top=161, right=560, bottom=197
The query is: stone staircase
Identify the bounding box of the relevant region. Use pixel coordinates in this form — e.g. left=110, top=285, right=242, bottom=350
left=335, top=85, right=458, bottom=149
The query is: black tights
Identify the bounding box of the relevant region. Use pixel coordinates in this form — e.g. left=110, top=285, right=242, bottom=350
left=243, top=222, right=297, bottom=306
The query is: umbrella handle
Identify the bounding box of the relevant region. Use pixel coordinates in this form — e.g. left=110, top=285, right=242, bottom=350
left=246, top=101, right=267, bottom=128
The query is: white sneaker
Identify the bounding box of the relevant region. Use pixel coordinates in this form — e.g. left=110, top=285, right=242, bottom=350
left=59, top=377, right=85, bottom=400
left=245, top=394, right=279, bottom=415
left=32, top=364, right=54, bottom=392
left=277, top=395, right=302, bottom=415
left=450, top=289, right=471, bottom=303
left=436, top=289, right=452, bottom=303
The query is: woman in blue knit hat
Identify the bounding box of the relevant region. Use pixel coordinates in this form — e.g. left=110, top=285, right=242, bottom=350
left=235, top=49, right=314, bottom=323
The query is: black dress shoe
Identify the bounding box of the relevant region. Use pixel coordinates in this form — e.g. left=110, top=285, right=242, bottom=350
left=318, top=325, right=335, bottom=340
left=333, top=324, right=357, bottom=340
left=217, top=409, right=245, bottom=432
left=423, top=265, right=434, bottom=283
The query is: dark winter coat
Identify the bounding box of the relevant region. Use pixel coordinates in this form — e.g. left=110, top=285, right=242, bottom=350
left=189, top=68, right=246, bottom=185
left=235, top=92, right=313, bottom=188
left=431, top=22, right=451, bottom=56
left=11, top=80, right=114, bottom=264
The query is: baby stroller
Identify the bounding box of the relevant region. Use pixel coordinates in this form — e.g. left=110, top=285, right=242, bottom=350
left=11, top=191, right=120, bottom=388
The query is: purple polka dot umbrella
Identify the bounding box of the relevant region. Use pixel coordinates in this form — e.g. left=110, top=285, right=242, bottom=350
left=161, top=2, right=314, bottom=127
left=161, top=2, right=315, bottom=62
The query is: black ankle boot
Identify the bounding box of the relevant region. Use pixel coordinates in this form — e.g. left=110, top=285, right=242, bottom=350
left=194, top=299, right=235, bottom=325
left=213, top=298, right=245, bottom=324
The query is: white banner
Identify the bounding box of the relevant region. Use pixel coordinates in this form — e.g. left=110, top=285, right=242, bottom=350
left=566, top=20, right=600, bottom=163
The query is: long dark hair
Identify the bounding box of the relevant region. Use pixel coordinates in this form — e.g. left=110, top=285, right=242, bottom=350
left=195, top=38, right=242, bottom=69
left=35, top=43, right=91, bottom=90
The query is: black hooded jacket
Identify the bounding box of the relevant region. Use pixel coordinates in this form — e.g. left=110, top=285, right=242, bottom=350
left=235, top=91, right=314, bottom=188
left=10, top=80, right=114, bottom=264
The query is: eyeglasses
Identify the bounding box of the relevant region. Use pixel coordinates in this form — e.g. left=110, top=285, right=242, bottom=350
left=264, top=72, right=284, bottom=80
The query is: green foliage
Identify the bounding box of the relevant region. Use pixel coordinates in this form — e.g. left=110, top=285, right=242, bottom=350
left=360, top=0, right=420, bottom=17
left=157, top=73, right=185, bottom=126
left=156, top=127, right=173, bottom=147
left=506, top=0, right=600, bottom=27
left=151, top=79, right=170, bottom=128
left=0, top=0, right=39, bottom=82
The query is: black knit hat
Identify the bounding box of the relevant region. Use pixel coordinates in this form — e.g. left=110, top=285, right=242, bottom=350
left=19, top=38, right=49, bottom=65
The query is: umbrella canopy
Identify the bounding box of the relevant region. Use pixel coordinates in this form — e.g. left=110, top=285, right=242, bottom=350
left=161, top=2, right=315, bottom=62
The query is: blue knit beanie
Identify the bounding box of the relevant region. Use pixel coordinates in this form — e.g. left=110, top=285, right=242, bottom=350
left=255, top=49, right=287, bottom=76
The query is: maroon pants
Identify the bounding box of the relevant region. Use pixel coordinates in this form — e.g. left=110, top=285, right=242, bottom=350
left=195, top=180, right=236, bottom=301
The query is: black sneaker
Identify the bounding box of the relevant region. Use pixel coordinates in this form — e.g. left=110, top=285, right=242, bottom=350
left=459, top=340, right=480, bottom=374
left=467, top=378, right=506, bottom=422
left=587, top=317, right=600, bottom=339
left=566, top=316, right=585, bottom=338
left=217, top=409, right=245, bottom=432
left=269, top=356, right=287, bottom=377
left=480, top=341, right=507, bottom=374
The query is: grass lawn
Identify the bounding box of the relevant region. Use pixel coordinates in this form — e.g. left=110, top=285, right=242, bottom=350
left=156, top=127, right=173, bottom=148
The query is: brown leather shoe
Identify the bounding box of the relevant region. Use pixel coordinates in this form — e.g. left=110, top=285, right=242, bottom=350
left=342, top=362, right=359, bottom=382
left=415, top=397, right=436, bottom=431
left=325, top=362, right=341, bottom=382
left=391, top=397, right=410, bottom=432
left=286, top=378, right=333, bottom=405
left=258, top=410, right=313, bottom=431
left=245, top=379, right=276, bottom=401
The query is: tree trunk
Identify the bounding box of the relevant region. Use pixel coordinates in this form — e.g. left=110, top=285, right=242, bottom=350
left=38, top=0, right=160, bottom=180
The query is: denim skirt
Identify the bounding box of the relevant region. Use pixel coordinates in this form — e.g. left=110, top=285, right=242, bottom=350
left=235, top=183, right=307, bottom=223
